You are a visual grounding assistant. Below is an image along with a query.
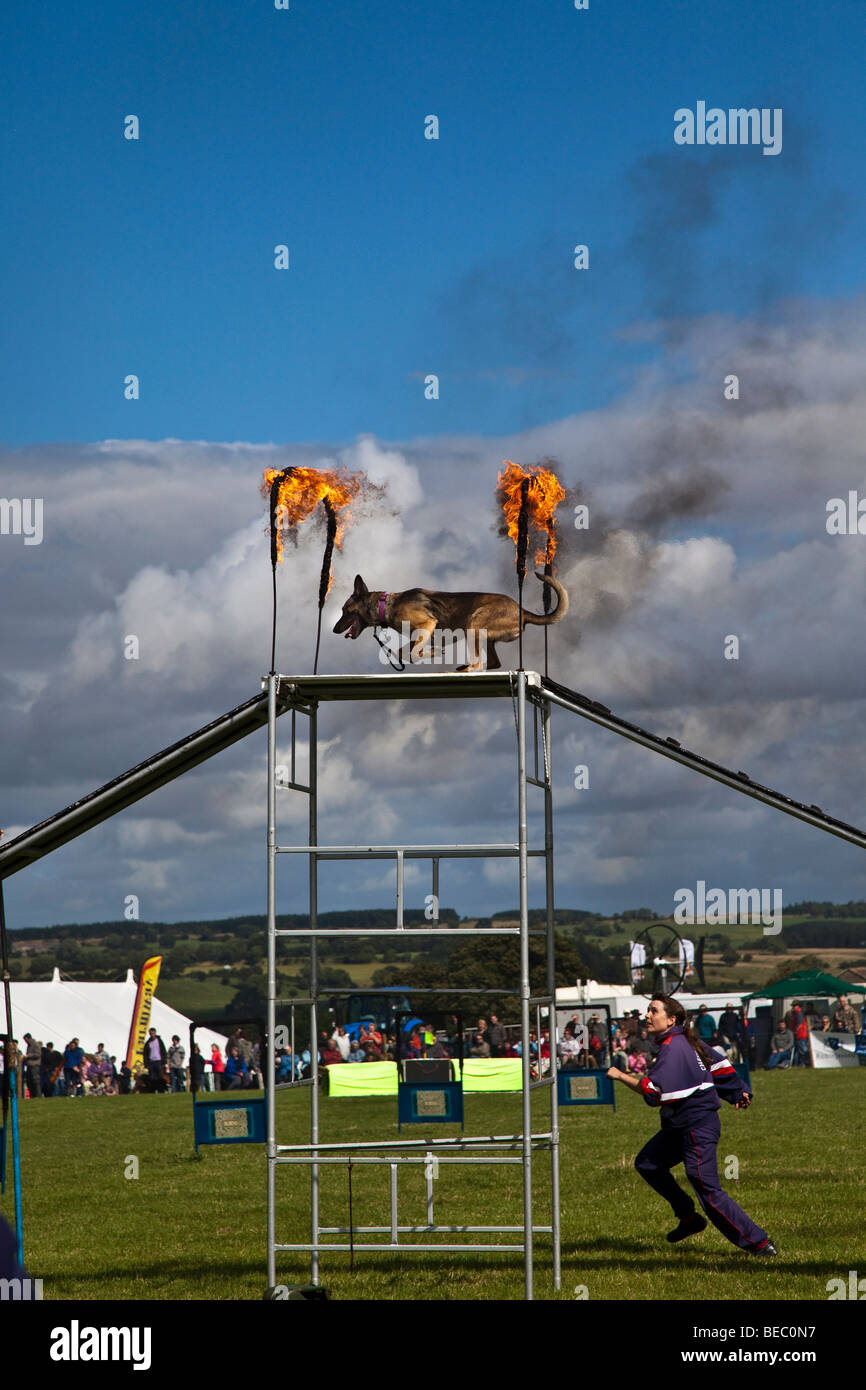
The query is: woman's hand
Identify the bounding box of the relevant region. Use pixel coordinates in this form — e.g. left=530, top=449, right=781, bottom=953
left=735, top=1093, right=752, bottom=1109
left=606, top=1066, right=623, bottom=1080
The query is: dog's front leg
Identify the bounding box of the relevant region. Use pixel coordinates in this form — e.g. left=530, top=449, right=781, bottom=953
left=409, top=620, right=436, bottom=664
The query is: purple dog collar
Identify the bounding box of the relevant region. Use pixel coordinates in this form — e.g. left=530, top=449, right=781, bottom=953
left=378, top=593, right=388, bottom=623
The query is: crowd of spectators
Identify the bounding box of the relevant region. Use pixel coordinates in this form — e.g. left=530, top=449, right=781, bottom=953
left=565, top=994, right=866, bottom=1076
left=766, top=994, right=863, bottom=1069
left=6, top=995, right=863, bottom=1095
left=3, top=1025, right=265, bottom=1097
left=274, top=1015, right=527, bottom=1081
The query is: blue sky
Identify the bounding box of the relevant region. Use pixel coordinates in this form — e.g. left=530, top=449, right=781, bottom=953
left=1, top=0, right=862, bottom=446
left=1, top=2, right=865, bottom=931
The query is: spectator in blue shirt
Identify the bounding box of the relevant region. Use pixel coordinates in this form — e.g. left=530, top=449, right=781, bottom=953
left=63, top=1039, right=84, bottom=1098
left=695, top=1006, right=717, bottom=1045
left=276, top=1049, right=296, bottom=1082
left=224, top=1045, right=249, bottom=1090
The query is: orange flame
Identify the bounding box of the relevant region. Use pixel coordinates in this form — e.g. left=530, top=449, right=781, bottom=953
left=496, top=461, right=565, bottom=566
left=261, top=466, right=367, bottom=566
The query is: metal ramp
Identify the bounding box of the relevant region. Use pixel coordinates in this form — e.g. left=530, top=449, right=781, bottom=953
left=2, top=669, right=864, bottom=885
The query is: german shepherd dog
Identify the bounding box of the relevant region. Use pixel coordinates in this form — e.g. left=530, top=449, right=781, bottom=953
left=333, top=572, right=568, bottom=670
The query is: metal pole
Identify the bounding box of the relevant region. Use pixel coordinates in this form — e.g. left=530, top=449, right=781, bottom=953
left=426, top=1152, right=435, bottom=1226
left=309, top=704, right=320, bottom=1285
left=432, top=857, right=439, bottom=926
left=348, top=1163, right=354, bottom=1272
left=517, top=671, right=533, bottom=1299
left=396, top=849, right=404, bottom=929
left=266, top=674, right=277, bottom=1289
left=390, top=1164, right=399, bottom=1245
left=10, top=1068, right=22, bottom=1266
left=543, top=696, right=561, bottom=1290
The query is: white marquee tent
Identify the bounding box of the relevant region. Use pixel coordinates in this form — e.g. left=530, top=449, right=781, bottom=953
left=0, top=968, right=227, bottom=1064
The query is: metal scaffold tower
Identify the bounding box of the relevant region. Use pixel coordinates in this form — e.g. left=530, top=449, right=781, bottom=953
left=265, top=670, right=562, bottom=1301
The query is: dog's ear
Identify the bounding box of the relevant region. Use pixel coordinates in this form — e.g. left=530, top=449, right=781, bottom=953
left=353, top=574, right=368, bottom=597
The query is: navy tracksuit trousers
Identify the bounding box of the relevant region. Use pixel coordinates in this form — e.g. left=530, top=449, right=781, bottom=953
left=635, top=1114, right=768, bottom=1250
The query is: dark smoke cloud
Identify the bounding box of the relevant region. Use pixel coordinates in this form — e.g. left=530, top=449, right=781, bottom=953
left=440, top=234, right=580, bottom=370
left=626, top=465, right=731, bottom=531
left=623, top=111, right=847, bottom=340
left=625, top=153, right=737, bottom=341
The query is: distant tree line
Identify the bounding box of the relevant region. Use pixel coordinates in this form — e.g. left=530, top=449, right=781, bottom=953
left=742, top=922, right=866, bottom=951
left=10, top=901, right=863, bottom=989
left=787, top=901, right=866, bottom=918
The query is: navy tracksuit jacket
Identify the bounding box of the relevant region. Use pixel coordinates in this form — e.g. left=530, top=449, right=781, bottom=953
left=634, top=1025, right=768, bottom=1250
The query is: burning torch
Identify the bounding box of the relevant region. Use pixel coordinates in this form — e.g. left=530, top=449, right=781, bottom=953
left=496, top=460, right=565, bottom=675
left=262, top=466, right=372, bottom=675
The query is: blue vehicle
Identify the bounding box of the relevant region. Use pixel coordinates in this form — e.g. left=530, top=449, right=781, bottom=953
left=328, top=990, right=419, bottom=1041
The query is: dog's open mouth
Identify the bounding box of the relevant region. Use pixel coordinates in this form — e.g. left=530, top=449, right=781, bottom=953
left=333, top=615, right=363, bottom=639
left=345, top=617, right=362, bottom=639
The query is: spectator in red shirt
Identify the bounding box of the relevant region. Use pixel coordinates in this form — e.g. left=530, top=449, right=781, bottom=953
left=210, top=1043, right=225, bottom=1091
left=793, top=1016, right=810, bottom=1067
left=784, top=1000, right=804, bottom=1035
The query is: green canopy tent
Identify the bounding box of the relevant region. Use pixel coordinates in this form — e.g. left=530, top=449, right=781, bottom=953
left=741, top=969, right=866, bottom=1003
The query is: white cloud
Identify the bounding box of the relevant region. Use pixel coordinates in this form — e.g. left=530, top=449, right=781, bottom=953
left=5, top=300, right=866, bottom=924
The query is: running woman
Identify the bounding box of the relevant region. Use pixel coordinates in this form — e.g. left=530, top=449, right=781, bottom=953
left=607, top=993, right=776, bottom=1255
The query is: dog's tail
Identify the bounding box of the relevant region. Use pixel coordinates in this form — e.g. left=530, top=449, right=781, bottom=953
left=521, top=573, right=569, bottom=627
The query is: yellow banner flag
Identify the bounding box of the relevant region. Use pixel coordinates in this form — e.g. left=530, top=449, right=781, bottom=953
left=125, top=956, right=163, bottom=1071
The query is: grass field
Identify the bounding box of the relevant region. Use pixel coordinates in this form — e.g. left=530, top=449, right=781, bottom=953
left=4, top=1069, right=863, bottom=1301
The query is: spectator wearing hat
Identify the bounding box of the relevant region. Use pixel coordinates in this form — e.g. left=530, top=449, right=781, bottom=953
left=622, top=1010, right=641, bottom=1041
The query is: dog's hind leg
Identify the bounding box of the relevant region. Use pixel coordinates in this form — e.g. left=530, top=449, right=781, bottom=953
left=457, top=627, right=488, bottom=672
